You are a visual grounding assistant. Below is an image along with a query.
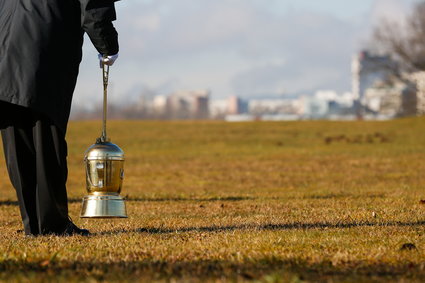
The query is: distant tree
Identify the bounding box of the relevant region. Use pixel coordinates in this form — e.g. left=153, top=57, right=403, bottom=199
left=372, top=1, right=425, bottom=72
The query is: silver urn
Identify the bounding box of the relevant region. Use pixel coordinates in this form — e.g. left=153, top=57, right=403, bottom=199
left=80, top=140, right=127, bottom=218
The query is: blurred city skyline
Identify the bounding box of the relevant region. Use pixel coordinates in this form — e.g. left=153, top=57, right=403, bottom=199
left=72, top=0, right=419, bottom=109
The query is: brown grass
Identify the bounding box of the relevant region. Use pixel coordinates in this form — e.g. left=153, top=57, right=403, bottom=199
left=0, top=118, right=425, bottom=282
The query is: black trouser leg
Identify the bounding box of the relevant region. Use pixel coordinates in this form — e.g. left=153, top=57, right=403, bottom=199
left=1, top=127, right=39, bottom=235
left=1, top=111, right=69, bottom=235
left=33, top=118, right=69, bottom=234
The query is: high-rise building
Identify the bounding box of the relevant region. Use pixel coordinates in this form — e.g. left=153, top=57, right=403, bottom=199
left=352, top=51, right=398, bottom=117
left=227, top=96, right=248, bottom=115
left=166, top=90, right=210, bottom=119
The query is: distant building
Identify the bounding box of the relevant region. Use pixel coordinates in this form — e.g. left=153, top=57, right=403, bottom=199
left=261, top=114, right=300, bottom=121
left=225, top=114, right=256, bottom=122
left=227, top=96, right=248, bottom=115
left=352, top=51, right=398, bottom=117
left=152, top=95, right=168, bottom=118
left=248, top=99, right=302, bottom=116
left=167, top=90, right=210, bottom=119
left=359, top=75, right=420, bottom=119
left=363, top=81, right=405, bottom=119
left=409, top=71, right=425, bottom=115
left=400, top=82, right=417, bottom=117
left=303, top=97, right=329, bottom=119
left=315, top=90, right=354, bottom=108
left=302, top=91, right=355, bottom=119
left=209, top=99, right=228, bottom=119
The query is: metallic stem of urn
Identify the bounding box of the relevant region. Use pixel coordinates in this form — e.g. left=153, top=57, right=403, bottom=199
left=101, top=63, right=109, bottom=143
left=80, top=62, right=127, bottom=218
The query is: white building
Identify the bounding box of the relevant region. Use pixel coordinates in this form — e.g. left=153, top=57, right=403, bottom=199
left=209, top=99, right=228, bottom=119
left=303, top=96, right=329, bottom=119
left=315, top=90, right=355, bottom=108
left=152, top=95, right=167, bottom=115
left=410, top=71, right=425, bottom=115
left=352, top=51, right=398, bottom=103
left=248, top=99, right=303, bottom=116
left=363, top=81, right=405, bottom=119
left=301, top=91, right=356, bottom=119
left=167, top=90, right=210, bottom=119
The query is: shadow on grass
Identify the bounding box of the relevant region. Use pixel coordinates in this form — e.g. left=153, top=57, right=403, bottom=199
left=125, top=196, right=255, bottom=202
left=0, top=192, right=386, bottom=206
left=0, top=258, right=423, bottom=282
left=0, top=196, right=255, bottom=206
left=0, top=200, right=19, bottom=206
left=98, top=220, right=425, bottom=236
left=305, top=192, right=386, bottom=200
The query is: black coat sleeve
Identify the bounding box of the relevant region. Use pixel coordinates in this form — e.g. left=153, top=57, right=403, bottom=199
left=80, top=0, right=119, bottom=55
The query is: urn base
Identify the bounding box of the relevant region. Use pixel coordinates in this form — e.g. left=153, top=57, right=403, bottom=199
left=80, top=194, right=127, bottom=218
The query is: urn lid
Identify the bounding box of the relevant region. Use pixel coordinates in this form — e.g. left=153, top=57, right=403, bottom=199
left=85, top=141, right=124, bottom=161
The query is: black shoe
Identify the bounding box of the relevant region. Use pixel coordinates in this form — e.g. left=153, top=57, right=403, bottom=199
left=60, top=222, right=90, bottom=236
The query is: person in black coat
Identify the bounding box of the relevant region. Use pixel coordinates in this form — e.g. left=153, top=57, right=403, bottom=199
left=0, top=0, right=120, bottom=236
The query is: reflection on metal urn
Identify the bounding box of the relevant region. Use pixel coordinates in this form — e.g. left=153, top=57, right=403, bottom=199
left=80, top=63, right=128, bottom=218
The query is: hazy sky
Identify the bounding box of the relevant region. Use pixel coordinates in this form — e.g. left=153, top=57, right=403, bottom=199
left=73, top=0, right=420, bottom=108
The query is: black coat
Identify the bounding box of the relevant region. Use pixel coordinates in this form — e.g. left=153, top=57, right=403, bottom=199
left=0, top=0, right=119, bottom=133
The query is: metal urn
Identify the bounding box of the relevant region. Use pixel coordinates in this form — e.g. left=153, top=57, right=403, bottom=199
left=80, top=63, right=127, bottom=218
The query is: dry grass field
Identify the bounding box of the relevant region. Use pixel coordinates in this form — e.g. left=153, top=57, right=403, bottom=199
left=1, top=118, right=425, bottom=282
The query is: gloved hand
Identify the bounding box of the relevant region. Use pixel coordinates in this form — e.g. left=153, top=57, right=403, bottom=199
left=98, top=53, right=119, bottom=68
